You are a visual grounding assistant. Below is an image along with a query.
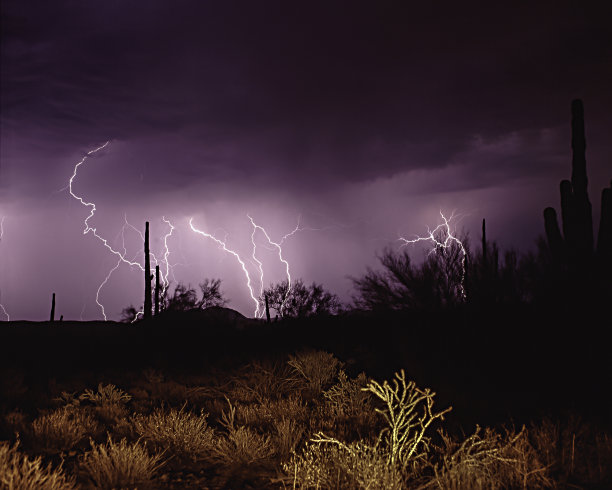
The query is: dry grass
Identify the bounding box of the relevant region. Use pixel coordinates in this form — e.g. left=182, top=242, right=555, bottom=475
left=288, top=350, right=343, bottom=395
left=421, top=425, right=553, bottom=489
left=530, top=416, right=612, bottom=486
left=230, top=360, right=301, bottom=403
left=323, top=371, right=371, bottom=418
left=31, top=407, right=99, bottom=453
left=211, top=398, right=275, bottom=465
left=0, top=440, right=76, bottom=490
left=272, top=417, right=306, bottom=459
left=132, top=405, right=215, bottom=463
left=79, top=435, right=165, bottom=489
left=282, top=437, right=405, bottom=489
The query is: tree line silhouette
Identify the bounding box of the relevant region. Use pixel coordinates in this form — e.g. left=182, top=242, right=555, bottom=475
left=116, top=99, right=610, bottom=323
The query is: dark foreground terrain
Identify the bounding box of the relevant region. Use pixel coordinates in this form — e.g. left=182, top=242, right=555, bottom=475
left=1, top=306, right=611, bottom=488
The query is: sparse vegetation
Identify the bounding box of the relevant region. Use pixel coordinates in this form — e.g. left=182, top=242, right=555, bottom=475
left=132, top=405, right=215, bottom=463
left=79, top=436, right=165, bottom=489
left=31, top=407, right=99, bottom=453
left=0, top=349, right=609, bottom=488
left=0, top=440, right=76, bottom=489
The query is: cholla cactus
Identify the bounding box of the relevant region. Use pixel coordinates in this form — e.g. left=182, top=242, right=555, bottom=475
left=363, top=369, right=452, bottom=469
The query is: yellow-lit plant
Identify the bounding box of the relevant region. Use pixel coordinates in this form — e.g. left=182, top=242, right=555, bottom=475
left=363, top=369, right=452, bottom=469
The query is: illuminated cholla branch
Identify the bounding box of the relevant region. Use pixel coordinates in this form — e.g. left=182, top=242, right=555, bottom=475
left=363, top=369, right=452, bottom=468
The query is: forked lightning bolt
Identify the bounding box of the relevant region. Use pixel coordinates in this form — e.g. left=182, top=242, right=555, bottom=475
left=0, top=216, right=9, bottom=321
left=189, top=217, right=261, bottom=316
left=399, top=210, right=467, bottom=300
left=248, top=215, right=303, bottom=317
left=68, top=142, right=176, bottom=320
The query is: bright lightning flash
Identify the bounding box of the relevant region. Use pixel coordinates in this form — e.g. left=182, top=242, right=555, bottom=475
left=189, top=217, right=261, bottom=316
left=0, top=216, right=9, bottom=321
left=68, top=142, right=176, bottom=320
left=399, top=210, right=468, bottom=300
left=248, top=215, right=303, bottom=317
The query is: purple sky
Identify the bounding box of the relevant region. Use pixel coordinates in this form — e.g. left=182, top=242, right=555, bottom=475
left=1, top=2, right=611, bottom=320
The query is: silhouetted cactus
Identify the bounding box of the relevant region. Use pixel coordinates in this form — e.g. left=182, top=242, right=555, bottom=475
left=597, top=181, right=612, bottom=265
left=154, top=265, right=160, bottom=316
left=265, top=294, right=271, bottom=323
left=543, top=100, right=607, bottom=268
left=543, top=100, right=612, bottom=305
left=50, top=293, right=55, bottom=322
left=144, top=222, right=152, bottom=320
left=481, top=219, right=488, bottom=270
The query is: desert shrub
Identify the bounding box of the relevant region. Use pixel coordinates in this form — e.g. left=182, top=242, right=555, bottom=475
left=282, top=437, right=404, bottom=489
left=424, top=425, right=553, bottom=489
left=283, top=370, right=450, bottom=487
left=0, top=440, right=76, bottom=489
left=132, top=405, right=215, bottom=463
left=79, top=435, right=164, bottom=489
left=53, top=391, right=81, bottom=410
left=230, top=360, right=301, bottom=403
left=80, top=383, right=131, bottom=425
left=273, top=417, right=306, bottom=459
left=288, top=351, right=343, bottom=395
left=320, top=370, right=377, bottom=441
left=31, top=407, right=99, bottom=453
left=211, top=398, right=274, bottom=465
left=324, top=371, right=373, bottom=418
left=80, top=383, right=132, bottom=406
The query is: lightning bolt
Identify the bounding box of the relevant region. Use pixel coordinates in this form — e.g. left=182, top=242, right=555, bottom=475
left=248, top=215, right=302, bottom=317
left=68, top=142, right=176, bottom=320
left=0, top=216, right=9, bottom=321
left=399, top=210, right=467, bottom=300
left=189, top=217, right=261, bottom=316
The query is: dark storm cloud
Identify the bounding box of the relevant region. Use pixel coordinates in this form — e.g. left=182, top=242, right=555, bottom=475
left=3, top=1, right=611, bottom=192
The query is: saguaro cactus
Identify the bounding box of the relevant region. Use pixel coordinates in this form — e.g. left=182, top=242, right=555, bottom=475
left=265, top=294, right=271, bottom=323
left=50, top=293, right=55, bottom=322
left=144, top=222, right=152, bottom=320
left=543, top=99, right=603, bottom=267
left=155, top=265, right=160, bottom=316
left=597, top=181, right=612, bottom=266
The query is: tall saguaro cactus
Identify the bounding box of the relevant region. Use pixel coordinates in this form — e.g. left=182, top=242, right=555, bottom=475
left=50, top=293, right=55, bottom=322
left=155, top=265, right=160, bottom=316
left=544, top=99, right=612, bottom=278
left=144, top=222, right=152, bottom=320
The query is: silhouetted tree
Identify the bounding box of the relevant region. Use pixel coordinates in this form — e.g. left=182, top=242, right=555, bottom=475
left=262, top=279, right=341, bottom=318
left=197, top=278, right=228, bottom=309
left=120, top=304, right=139, bottom=323
left=353, top=231, right=468, bottom=311
left=153, top=279, right=228, bottom=312
left=166, top=283, right=198, bottom=312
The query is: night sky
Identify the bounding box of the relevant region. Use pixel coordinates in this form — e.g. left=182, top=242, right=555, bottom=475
left=1, top=1, right=611, bottom=320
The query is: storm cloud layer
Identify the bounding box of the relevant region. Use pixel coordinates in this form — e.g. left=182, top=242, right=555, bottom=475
left=1, top=1, right=611, bottom=320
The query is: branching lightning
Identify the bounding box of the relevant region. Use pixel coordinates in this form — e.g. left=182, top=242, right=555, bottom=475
left=190, top=213, right=335, bottom=318
left=189, top=217, right=261, bottom=316
left=68, top=142, right=176, bottom=320
left=399, top=210, right=468, bottom=300
left=0, top=216, right=9, bottom=321
left=248, top=215, right=302, bottom=317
